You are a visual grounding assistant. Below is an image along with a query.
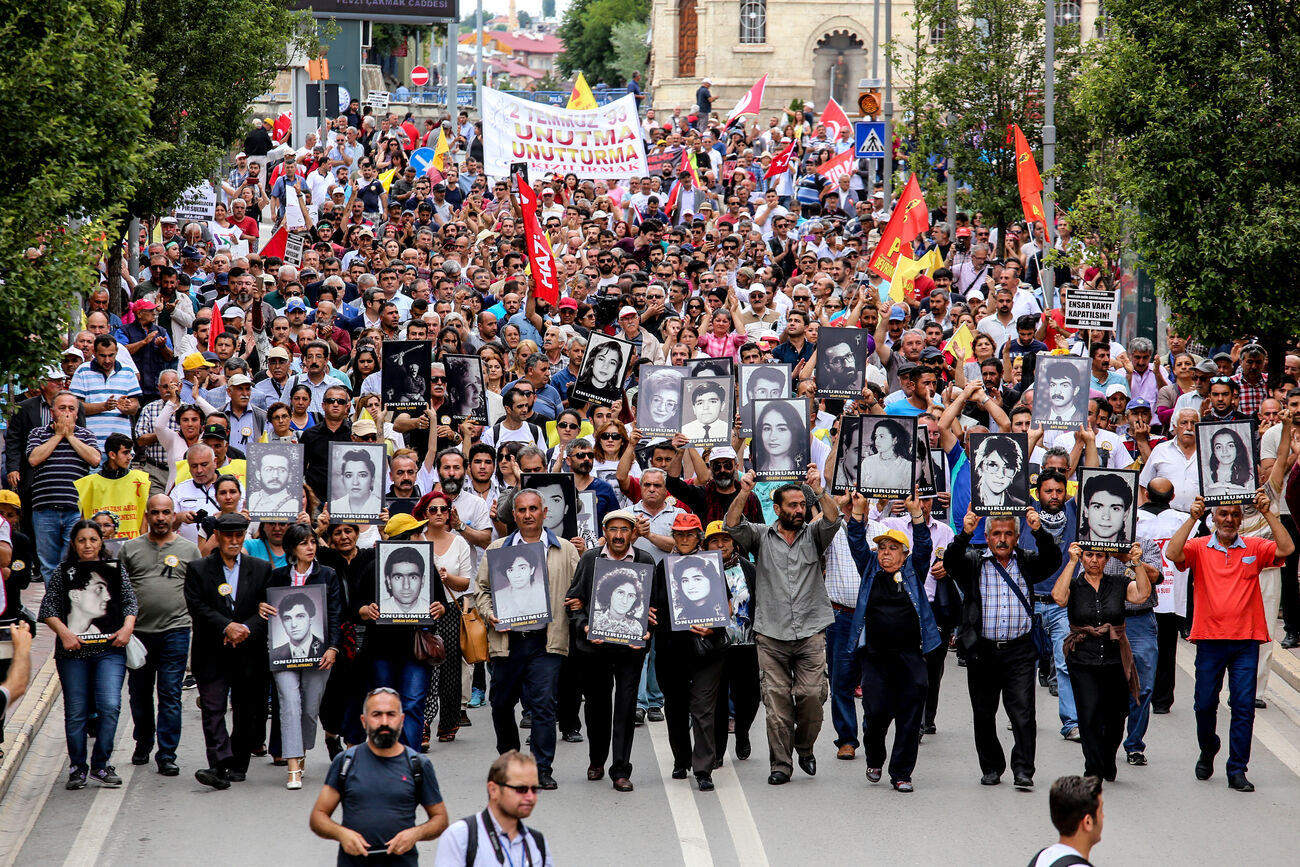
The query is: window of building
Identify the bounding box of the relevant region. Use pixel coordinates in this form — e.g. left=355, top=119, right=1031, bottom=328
left=740, top=0, right=766, bottom=45
left=1055, top=0, right=1081, bottom=26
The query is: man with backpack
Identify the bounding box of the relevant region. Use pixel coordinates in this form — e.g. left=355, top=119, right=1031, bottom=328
left=432, top=751, right=553, bottom=867
left=311, top=687, right=448, bottom=864
left=1027, top=775, right=1105, bottom=867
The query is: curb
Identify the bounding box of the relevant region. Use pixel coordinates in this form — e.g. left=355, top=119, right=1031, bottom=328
left=0, top=657, right=60, bottom=802
left=1269, top=639, right=1300, bottom=694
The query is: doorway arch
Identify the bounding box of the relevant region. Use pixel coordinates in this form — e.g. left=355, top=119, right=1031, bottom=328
left=812, top=30, right=866, bottom=111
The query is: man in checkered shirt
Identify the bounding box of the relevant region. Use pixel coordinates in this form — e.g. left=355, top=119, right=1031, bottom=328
left=1231, top=343, right=1269, bottom=418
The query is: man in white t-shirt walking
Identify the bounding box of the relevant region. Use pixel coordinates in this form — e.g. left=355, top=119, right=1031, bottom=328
left=1027, top=775, right=1104, bottom=867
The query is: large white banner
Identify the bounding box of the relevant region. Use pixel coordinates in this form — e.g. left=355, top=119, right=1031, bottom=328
left=482, top=89, right=648, bottom=180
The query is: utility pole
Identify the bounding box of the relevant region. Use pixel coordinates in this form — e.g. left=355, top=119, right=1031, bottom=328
left=447, top=20, right=459, bottom=118
left=883, top=0, right=893, bottom=209
left=476, top=0, right=484, bottom=110
left=1042, top=0, right=1057, bottom=309
left=946, top=114, right=956, bottom=237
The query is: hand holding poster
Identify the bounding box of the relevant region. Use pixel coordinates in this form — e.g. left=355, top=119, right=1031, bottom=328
left=970, top=433, right=1031, bottom=514
left=1076, top=468, right=1139, bottom=552
left=375, top=542, right=443, bottom=625
left=488, top=542, right=553, bottom=630
left=1196, top=420, right=1258, bottom=505
left=482, top=89, right=649, bottom=180
left=588, top=560, right=652, bottom=648
left=751, top=398, right=810, bottom=481
left=328, top=442, right=386, bottom=524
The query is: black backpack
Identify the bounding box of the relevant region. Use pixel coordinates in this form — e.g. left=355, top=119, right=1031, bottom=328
left=335, top=745, right=423, bottom=794
left=461, top=809, right=547, bottom=867
left=1026, top=851, right=1091, bottom=867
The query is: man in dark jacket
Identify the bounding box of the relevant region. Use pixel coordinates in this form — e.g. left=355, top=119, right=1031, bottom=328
left=184, top=513, right=272, bottom=789
left=944, top=506, right=1061, bottom=790
left=695, top=79, right=713, bottom=129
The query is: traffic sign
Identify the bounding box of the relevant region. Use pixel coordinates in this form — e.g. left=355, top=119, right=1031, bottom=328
left=855, top=121, right=886, bottom=159
left=410, top=147, right=436, bottom=176
left=411, top=65, right=429, bottom=87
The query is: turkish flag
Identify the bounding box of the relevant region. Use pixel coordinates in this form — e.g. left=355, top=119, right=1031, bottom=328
left=815, top=149, right=855, bottom=185
left=764, top=140, right=795, bottom=179
left=517, top=177, right=559, bottom=305
left=820, top=98, right=851, bottom=142
left=725, top=75, right=768, bottom=128
left=260, top=226, right=288, bottom=260
left=1011, top=124, right=1048, bottom=234
left=866, top=175, right=930, bottom=280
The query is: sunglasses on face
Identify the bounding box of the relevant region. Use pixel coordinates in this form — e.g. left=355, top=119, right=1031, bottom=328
left=323, top=397, right=349, bottom=405
left=600, top=433, right=623, bottom=441
left=557, top=421, right=579, bottom=429
left=428, top=504, right=450, bottom=514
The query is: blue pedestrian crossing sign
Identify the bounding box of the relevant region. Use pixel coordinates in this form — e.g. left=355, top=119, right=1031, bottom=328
left=855, top=121, right=886, bottom=159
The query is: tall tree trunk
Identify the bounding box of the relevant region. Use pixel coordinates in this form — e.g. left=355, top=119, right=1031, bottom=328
left=104, top=214, right=131, bottom=315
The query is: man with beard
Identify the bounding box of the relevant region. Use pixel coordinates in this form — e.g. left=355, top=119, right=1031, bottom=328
left=418, top=448, right=492, bottom=563
left=249, top=450, right=298, bottom=516
left=564, top=439, right=621, bottom=530
left=312, top=688, right=448, bottom=862
left=724, top=467, right=841, bottom=786
left=665, top=446, right=765, bottom=528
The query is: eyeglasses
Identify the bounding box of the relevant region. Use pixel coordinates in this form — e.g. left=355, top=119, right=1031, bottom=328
left=428, top=504, right=450, bottom=514
left=1210, top=376, right=1233, bottom=385
left=557, top=421, right=579, bottom=429
left=570, top=452, right=595, bottom=460
left=499, top=783, right=543, bottom=795
left=356, top=434, right=377, bottom=441
left=430, top=377, right=446, bottom=384
left=323, top=397, right=349, bottom=405
left=600, top=433, right=623, bottom=441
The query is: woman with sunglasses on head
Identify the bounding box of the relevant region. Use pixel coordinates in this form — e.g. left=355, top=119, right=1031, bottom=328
left=155, top=399, right=209, bottom=489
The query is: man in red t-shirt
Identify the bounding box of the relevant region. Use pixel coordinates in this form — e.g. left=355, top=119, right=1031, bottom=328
left=1167, top=492, right=1294, bottom=792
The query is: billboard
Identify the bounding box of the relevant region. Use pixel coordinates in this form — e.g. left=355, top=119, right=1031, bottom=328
left=292, top=0, right=458, bottom=21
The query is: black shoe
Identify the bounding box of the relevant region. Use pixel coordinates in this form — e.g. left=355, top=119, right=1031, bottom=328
left=921, top=723, right=936, bottom=735
left=634, top=708, right=646, bottom=727
left=1127, top=752, right=1147, bottom=766
left=562, top=730, right=584, bottom=743
left=866, top=767, right=882, bottom=783
left=325, top=735, right=343, bottom=760
left=66, top=769, right=88, bottom=790
left=1013, top=775, right=1034, bottom=790
left=671, top=766, right=689, bottom=780
left=224, top=770, right=246, bottom=783
left=1049, top=682, right=1059, bottom=697
left=182, top=674, right=197, bottom=690
left=271, top=757, right=288, bottom=767
left=195, top=768, right=230, bottom=790
left=798, top=754, right=817, bottom=776
left=712, top=757, right=724, bottom=769
left=1227, top=773, right=1255, bottom=792
left=612, top=777, right=634, bottom=792
left=735, top=736, right=751, bottom=760
left=131, top=747, right=151, bottom=766
left=1152, top=705, right=1172, bottom=715
left=696, top=774, right=714, bottom=792
left=157, top=760, right=180, bottom=777
left=587, top=766, right=604, bottom=781
left=767, top=771, right=791, bottom=785
left=520, top=712, right=533, bottom=729
left=892, top=780, right=914, bottom=793
left=1254, top=698, right=1267, bottom=709
left=460, top=711, right=472, bottom=727
left=1195, top=753, right=1214, bottom=780
left=537, top=773, right=558, bottom=790
left=980, top=772, right=1001, bottom=786
left=1281, top=631, right=1300, bottom=649
left=1038, top=668, right=1049, bottom=687
left=647, top=707, right=665, bottom=722
left=250, top=744, right=268, bottom=757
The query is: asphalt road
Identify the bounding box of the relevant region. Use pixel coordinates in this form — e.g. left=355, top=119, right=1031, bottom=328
left=6, top=640, right=1300, bottom=866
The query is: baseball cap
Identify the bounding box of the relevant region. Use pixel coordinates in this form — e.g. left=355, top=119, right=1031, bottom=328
left=757, top=331, right=780, bottom=348
left=558, top=297, right=578, bottom=310
left=201, top=423, right=229, bottom=441
left=671, top=513, right=703, bottom=532
left=619, top=305, right=639, bottom=319
left=873, top=528, right=911, bottom=550
left=285, top=298, right=308, bottom=313
left=920, top=346, right=945, bottom=362
left=181, top=246, right=203, bottom=260
left=1127, top=396, right=1154, bottom=412
left=62, top=346, right=83, bottom=358
left=1105, top=382, right=1129, bottom=398
left=133, top=299, right=158, bottom=311
left=182, top=352, right=215, bottom=370
left=266, top=346, right=292, bottom=362
left=159, top=216, right=178, bottom=226
left=889, top=304, right=908, bottom=322
left=0, top=490, right=21, bottom=509
left=227, top=374, right=253, bottom=388
left=220, top=305, right=245, bottom=320
left=704, top=520, right=731, bottom=540
left=709, top=446, right=738, bottom=462
left=602, top=510, right=636, bottom=528
left=352, top=418, right=379, bottom=437
left=236, top=152, right=247, bottom=159
left=956, top=226, right=972, bottom=238
left=384, top=513, right=427, bottom=537
left=1194, top=359, right=1218, bottom=374
left=45, top=365, right=67, bottom=380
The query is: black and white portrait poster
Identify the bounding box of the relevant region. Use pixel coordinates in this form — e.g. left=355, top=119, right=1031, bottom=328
left=915, top=429, right=937, bottom=498
left=815, top=327, right=869, bottom=399
left=488, top=542, right=552, bottom=629
left=572, top=332, right=634, bottom=405
left=521, top=473, right=579, bottom=540
left=66, top=561, right=124, bottom=646
left=247, top=442, right=304, bottom=521
left=970, top=432, right=1031, bottom=515
left=831, top=416, right=863, bottom=495
left=739, top=364, right=791, bottom=438
left=1032, top=355, right=1090, bottom=431
left=928, top=447, right=950, bottom=522
left=328, top=441, right=386, bottom=523
left=684, top=357, right=734, bottom=381
left=576, top=490, right=600, bottom=548
left=588, top=559, right=652, bottom=648
left=665, top=551, right=729, bottom=631
left=751, top=398, right=809, bottom=481
left=443, top=354, right=488, bottom=423
left=1196, top=420, right=1258, bottom=506
left=382, top=341, right=432, bottom=413
left=375, top=541, right=440, bottom=625
left=637, top=365, right=686, bottom=436
left=857, top=416, right=917, bottom=497
left=679, top=376, right=733, bottom=447
left=268, top=584, right=327, bottom=671
left=385, top=496, right=418, bottom=517
left=1076, top=467, right=1139, bottom=552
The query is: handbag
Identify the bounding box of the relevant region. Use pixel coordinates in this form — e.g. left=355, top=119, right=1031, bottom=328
left=125, top=635, right=148, bottom=670
left=990, top=559, right=1050, bottom=657
left=413, top=629, right=447, bottom=666
left=459, top=596, right=489, bottom=664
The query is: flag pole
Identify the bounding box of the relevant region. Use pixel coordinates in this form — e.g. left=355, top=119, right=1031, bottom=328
left=1042, top=0, right=1057, bottom=309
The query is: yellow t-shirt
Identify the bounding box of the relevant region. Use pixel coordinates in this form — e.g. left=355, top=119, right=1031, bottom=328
left=75, top=470, right=152, bottom=540
left=174, top=458, right=248, bottom=490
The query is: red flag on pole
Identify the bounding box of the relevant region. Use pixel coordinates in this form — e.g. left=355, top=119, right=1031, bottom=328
left=764, top=140, right=796, bottom=179
left=724, top=75, right=768, bottom=128
left=517, top=176, right=560, bottom=305
left=260, top=225, right=288, bottom=260
left=208, top=305, right=225, bottom=352
left=1011, top=124, right=1048, bottom=234
left=819, top=98, right=851, bottom=142
left=866, top=175, right=930, bottom=280
left=815, top=149, right=855, bottom=186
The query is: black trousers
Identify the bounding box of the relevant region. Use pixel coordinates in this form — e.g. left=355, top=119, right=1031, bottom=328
left=1153, top=613, right=1183, bottom=713
left=923, top=626, right=954, bottom=728
left=196, top=665, right=268, bottom=773
left=558, top=647, right=584, bottom=735
left=1071, top=662, right=1129, bottom=780
left=656, top=648, right=724, bottom=774
left=860, top=647, right=928, bottom=783
left=965, top=635, right=1037, bottom=779
left=579, top=649, right=644, bottom=780
left=714, top=643, right=761, bottom=757
left=1281, top=515, right=1300, bottom=634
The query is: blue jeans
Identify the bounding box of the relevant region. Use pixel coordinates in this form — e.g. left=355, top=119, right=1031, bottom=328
left=638, top=639, right=663, bottom=711
left=371, top=657, right=432, bottom=749
left=32, top=508, right=80, bottom=583
left=1037, top=601, right=1077, bottom=735
left=826, top=607, right=862, bottom=747
left=1123, top=611, right=1158, bottom=753
left=1193, top=639, right=1258, bottom=776
left=58, top=650, right=127, bottom=771
left=127, top=628, right=190, bottom=763
left=489, top=632, right=563, bottom=775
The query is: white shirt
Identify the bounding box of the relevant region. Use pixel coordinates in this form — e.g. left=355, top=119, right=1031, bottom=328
left=1050, top=429, right=1134, bottom=469
left=977, top=314, right=1017, bottom=351
left=1139, top=439, right=1200, bottom=511
left=1260, top=423, right=1291, bottom=516
left=1029, top=844, right=1090, bottom=867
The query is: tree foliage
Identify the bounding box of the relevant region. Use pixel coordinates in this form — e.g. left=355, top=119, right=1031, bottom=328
left=542, top=0, right=556, bottom=19
left=0, top=0, right=153, bottom=389
left=609, top=19, right=649, bottom=83
left=1079, top=0, right=1300, bottom=352
left=557, top=0, right=649, bottom=85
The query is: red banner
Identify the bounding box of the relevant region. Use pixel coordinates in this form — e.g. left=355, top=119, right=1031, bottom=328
left=517, top=177, right=559, bottom=305
left=1012, top=124, right=1048, bottom=234
left=866, top=175, right=930, bottom=280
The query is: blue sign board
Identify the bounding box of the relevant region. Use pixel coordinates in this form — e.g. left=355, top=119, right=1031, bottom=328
left=855, top=121, right=886, bottom=159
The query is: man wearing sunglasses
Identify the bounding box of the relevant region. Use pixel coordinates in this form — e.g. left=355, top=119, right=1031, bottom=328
left=1204, top=376, right=1251, bottom=422
left=432, top=751, right=550, bottom=865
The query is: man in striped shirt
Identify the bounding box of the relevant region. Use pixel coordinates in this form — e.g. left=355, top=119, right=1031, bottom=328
left=26, top=392, right=101, bottom=582
left=70, top=334, right=142, bottom=451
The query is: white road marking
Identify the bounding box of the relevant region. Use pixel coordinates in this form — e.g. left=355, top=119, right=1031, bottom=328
left=0, top=698, right=67, bottom=867
left=713, top=764, right=771, bottom=867
left=61, top=763, right=135, bottom=867
left=645, top=720, right=714, bottom=866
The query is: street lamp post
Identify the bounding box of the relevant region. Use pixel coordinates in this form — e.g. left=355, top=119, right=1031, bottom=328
left=883, top=0, right=893, bottom=208
left=1043, top=0, right=1057, bottom=308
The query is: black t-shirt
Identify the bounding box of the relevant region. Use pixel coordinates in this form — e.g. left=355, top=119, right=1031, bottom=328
left=864, top=570, right=920, bottom=653
left=324, top=747, right=442, bottom=866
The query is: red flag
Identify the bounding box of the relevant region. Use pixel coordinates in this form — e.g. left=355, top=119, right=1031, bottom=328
left=1011, top=124, right=1048, bottom=234
left=815, top=149, right=855, bottom=186
left=866, top=175, right=930, bottom=280
left=517, top=176, right=560, bottom=305
left=260, top=225, right=288, bottom=260
left=208, top=305, right=225, bottom=352
left=273, top=112, right=292, bottom=145
left=725, top=75, right=768, bottom=127
left=664, top=180, right=680, bottom=216
left=764, top=140, right=795, bottom=179
left=820, top=98, right=851, bottom=142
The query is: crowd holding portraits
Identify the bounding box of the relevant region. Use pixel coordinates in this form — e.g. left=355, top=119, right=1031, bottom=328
left=573, top=333, right=633, bottom=405
left=970, top=433, right=1031, bottom=514
left=327, top=441, right=385, bottom=524
left=487, top=542, right=551, bottom=628
left=1196, top=420, right=1257, bottom=505
left=750, top=398, right=809, bottom=481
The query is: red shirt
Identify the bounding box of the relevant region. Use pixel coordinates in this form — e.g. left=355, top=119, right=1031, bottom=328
left=1180, top=534, right=1280, bottom=642
left=231, top=215, right=259, bottom=241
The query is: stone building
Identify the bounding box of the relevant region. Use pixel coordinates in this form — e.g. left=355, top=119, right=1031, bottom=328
left=648, top=0, right=1103, bottom=117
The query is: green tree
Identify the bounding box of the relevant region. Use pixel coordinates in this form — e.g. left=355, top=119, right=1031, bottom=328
left=0, top=0, right=153, bottom=389
left=557, top=0, right=649, bottom=86
left=895, top=0, right=1084, bottom=254
left=518, top=10, right=533, bottom=28
left=1079, top=0, right=1300, bottom=364
left=542, top=0, right=556, bottom=19
left=609, top=19, right=649, bottom=83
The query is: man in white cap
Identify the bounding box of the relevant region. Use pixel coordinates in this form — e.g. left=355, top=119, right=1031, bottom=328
left=222, top=374, right=266, bottom=447
left=617, top=306, right=662, bottom=364
left=253, top=346, right=295, bottom=411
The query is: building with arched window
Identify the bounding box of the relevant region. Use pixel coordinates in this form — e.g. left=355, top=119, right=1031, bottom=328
left=647, top=1, right=1105, bottom=117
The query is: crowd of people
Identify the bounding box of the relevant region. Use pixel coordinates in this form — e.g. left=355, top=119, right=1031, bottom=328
left=2, top=95, right=1298, bottom=864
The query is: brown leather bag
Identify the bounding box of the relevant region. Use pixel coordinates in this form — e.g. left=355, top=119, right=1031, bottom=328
left=412, top=629, right=447, bottom=666
left=459, top=596, right=489, bottom=664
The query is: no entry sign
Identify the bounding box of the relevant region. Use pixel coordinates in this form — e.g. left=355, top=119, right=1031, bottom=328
left=411, top=65, right=429, bottom=87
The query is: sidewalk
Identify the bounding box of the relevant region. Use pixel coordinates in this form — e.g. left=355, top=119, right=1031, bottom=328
left=0, top=584, right=59, bottom=801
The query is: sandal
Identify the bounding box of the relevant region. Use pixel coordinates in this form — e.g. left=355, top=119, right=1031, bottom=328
left=286, top=769, right=303, bottom=790
left=437, top=730, right=457, bottom=743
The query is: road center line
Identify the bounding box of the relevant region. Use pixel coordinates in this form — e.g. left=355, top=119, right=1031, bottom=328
left=645, top=721, right=714, bottom=866
left=61, top=763, right=135, bottom=867
left=713, top=764, right=770, bottom=867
